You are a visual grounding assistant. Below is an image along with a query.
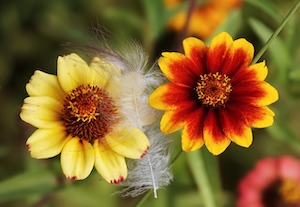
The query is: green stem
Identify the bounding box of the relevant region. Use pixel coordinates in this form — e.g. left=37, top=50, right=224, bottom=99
left=187, top=149, right=218, bottom=207
left=252, top=0, right=300, bottom=64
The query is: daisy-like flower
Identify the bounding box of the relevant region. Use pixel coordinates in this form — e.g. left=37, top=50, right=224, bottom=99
left=165, top=0, right=242, bottom=39
left=149, top=32, right=278, bottom=155
left=237, top=156, right=300, bottom=207
left=20, top=53, right=152, bottom=183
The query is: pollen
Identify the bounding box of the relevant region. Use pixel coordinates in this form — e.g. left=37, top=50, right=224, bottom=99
left=195, top=72, right=232, bottom=107
left=62, top=84, right=119, bottom=143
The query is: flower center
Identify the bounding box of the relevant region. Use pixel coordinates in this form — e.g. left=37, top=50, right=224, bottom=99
left=279, top=179, right=300, bottom=205
left=62, top=84, right=119, bottom=143
left=195, top=72, right=232, bottom=107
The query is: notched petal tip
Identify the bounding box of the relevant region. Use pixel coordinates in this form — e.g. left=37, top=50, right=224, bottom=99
left=140, top=145, right=150, bottom=158
left=67, top=176, right=77, bottom=181
left=110, top=176, right=125, bottom=184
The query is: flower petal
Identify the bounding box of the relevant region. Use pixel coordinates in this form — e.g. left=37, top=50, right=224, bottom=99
left=94, top=139, right=127, bottom=184
left=26, top=70, right=65, bottom=101
left=223, top=38, right=254, bottom=75
left=219, top=106, right=253, bottom=148
left=89, top=57, right=111, bottom=88
left=183, top=37, right=207, bottom=75
left=231, top=61, right=268, bottom=85
left=158, top=52, right=199, bottom=86
left=248, top=61, right=268, bottom=81
left=26, top=127, right=70, bottom=159
left=278, top=156, right=300, bottom=180
left=207, top=32, right=254, bottom=76
left=149, top=83, right=196, bottom=111
left=182, top=108, right=205, bottom=152
left=61, top=138, right=94, bottom=180
left=160, top=110, right=186, bottom=134
left=203, top=109, right=231, bottom=155
left=57, top=53, right=92, bottom=93
left=233, top=102, right=275, bottom=128
left=207, top=32, right=233, bottom=73
left=106, top=127, right=150, bottom=159
left=20, top=97, right=63, bottom=129
left=231, top=81, right=279, bottom=106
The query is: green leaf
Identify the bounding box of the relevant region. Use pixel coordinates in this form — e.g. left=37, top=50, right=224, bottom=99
left=0, top=168, right=57, bottom=202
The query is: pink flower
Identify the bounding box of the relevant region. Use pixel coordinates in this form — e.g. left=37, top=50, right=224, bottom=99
left=237, top=156, right=300, bottom=207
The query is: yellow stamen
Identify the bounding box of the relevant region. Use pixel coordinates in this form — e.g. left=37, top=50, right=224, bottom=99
left=279, top=179, right=300, bottom=205
left=195, top=72, right=232, bottom=107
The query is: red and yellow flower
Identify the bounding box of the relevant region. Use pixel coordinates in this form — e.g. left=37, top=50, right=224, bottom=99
left=165, top=0, right=242, bottom=39
left=149, top=32, right=278, bottom=155
left=237, top=156, right=300, bottom=207
left=20, top=53, right=150, bottom=183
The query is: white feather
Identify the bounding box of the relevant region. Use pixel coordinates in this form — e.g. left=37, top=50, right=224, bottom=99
left=117, top=125, right=173, bottom=198
left=90, top=40, right=172, bottom=197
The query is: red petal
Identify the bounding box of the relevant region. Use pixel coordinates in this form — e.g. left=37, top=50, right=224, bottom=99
left=158, top=52, right=199, bottom=86
left=229, top=101, right=275, bottom=128
left=219, top=106, right=252, bottom=147
left=182, top=108, right=206, bottom=152
left=183, top=37, right=208, bottom=75
left=203, top=109, right=230, bottom=155
left=160, top=99, right=200, bottom=134
left=207, top=33, right=254, bottom=77
left=149, top=83, right=198, bottom=110
left=231, top=62, right=268, bottom=85
left=230, top=80, right=278, bottom=106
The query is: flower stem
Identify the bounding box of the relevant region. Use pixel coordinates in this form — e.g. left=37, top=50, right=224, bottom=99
left=187, top=149, right=218, bottom=207
left=252, top=0, right=300, bottom=64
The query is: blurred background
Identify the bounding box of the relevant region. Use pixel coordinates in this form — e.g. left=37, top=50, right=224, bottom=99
left=0, top=0, right=300, bottom=206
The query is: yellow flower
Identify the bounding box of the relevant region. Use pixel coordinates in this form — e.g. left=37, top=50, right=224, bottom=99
left=20, top=53, right=150, bottom=183
left=165, top=0, right=242, bottom=39
left=149, top=32, right=278, bottom=155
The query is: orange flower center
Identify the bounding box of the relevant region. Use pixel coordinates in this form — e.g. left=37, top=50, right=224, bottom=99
left=279, top=179, right=300, bottom=205
left=62, top=84, right=119, bottom=143
left=195, top=72, right=232, bottom=107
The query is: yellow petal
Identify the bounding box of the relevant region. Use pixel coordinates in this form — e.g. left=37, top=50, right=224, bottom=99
left=61, top=138, right=94, bottom=181
left=203, top=110, right=231, bottom=155
left=209, top=32, right=233, bottom=52
left=248, top=61, right=268, bottom=81
left=160, top=111, right=185, bottom=134
left=158, top=52, right=199, bottom=86
left=90, top=57, right=122, bottom=97
left=26, top=127, right=70, bottom=159
left=20, top=97, right=63, bottom=129
left=218, top=106, right=253, bottom=148
left=94, top=140, right=127, bottom=184
left=257, top=82, right=279, bottom=106
left=57, top=53, right=92, bottom=93
left=226, top=126, right=253, bottom=148
left=89, top=57, right=111, bottom=88
left=250, top=107, right=275, bottom=128
left=106, top=127, right=150, bottom=159
left=231, top=37, right=254, bottom=65
left=183, top=37, right=207, bottom=58
left=26, top=70, right=65, bottom=101
left=182, top=125, right=204, bottom=152
left=181, top=108, right=205, bottom=152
